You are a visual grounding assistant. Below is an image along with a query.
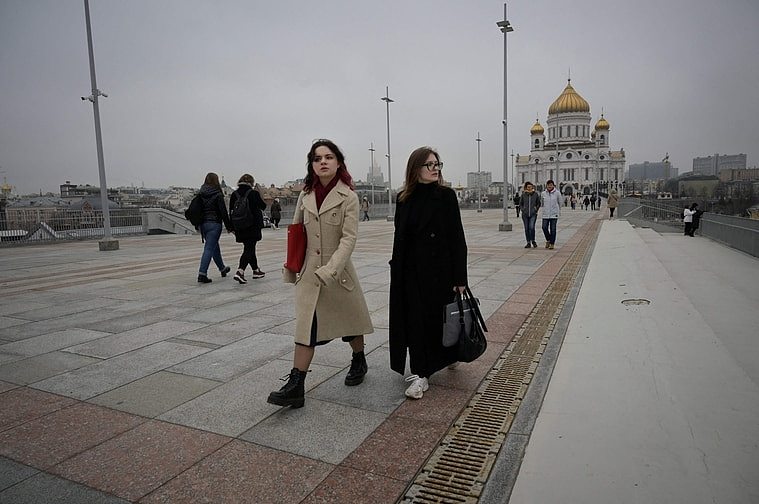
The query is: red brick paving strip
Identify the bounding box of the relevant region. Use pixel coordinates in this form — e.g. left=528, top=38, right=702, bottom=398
left=51, top=420, right=230, bottom=502
left=0, top=388, right=76, bottom=432
left=0, top=402, right=145, bottom=469
left=301, top=465, right=408, bottom=504
left=139, top=439, right=333, bottom=504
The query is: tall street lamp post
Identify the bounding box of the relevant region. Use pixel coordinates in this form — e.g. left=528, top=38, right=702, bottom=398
left=381, top=87, right=394, bottom=221
left=497, top=4, right=513, bottom=231
left=369, top=142, right=376, bottom=208
left=82, top=0, right=118, bottom=250
left=476, top=132, right=482, bottom=213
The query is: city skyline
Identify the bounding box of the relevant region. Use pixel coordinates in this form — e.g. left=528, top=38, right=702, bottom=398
left=1, top=0, right=758, bottom=195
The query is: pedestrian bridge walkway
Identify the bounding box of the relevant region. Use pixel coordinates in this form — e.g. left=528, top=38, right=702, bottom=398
left=0, top=206, right=757, bottom=503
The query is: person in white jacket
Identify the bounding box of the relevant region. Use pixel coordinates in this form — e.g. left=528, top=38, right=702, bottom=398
left=540, top=180, right=564, bottom=249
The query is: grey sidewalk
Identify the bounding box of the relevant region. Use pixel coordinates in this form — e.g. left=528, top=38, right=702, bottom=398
left=497, top=219, right=759, bottom=504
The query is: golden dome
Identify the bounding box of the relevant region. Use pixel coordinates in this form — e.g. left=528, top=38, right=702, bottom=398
left=548, top=80, right=590, bottom=115
left=530, top=119, right=544, bottom=135
left=595, top=115, right=610, bottom=130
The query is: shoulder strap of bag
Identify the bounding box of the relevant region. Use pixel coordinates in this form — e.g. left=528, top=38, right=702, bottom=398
left=464, top=286, right=488, bottom=332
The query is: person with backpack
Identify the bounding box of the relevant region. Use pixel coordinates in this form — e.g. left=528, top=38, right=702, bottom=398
left=196, top=172, right=232, bottom=283
left=229, top=174, right=267, bottom=283
left=270, top=198, right=282, bottom=230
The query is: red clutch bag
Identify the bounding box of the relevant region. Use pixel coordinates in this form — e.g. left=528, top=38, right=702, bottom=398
left=284, top=223, right=307, bottom=273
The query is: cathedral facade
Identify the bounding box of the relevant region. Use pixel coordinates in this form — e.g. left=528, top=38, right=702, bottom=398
left=514, top=80, right=625, bottom=195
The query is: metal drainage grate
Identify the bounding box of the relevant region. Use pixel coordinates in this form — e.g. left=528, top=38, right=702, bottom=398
left=402, top=221, right=600, bottom=503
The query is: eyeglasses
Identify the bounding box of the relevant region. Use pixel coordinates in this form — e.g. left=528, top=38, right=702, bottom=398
left=421, top=162, right=443, bottom=171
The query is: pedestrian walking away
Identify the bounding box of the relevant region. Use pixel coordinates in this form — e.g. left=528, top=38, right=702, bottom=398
left=519, top=182, right=540, bottom=248
left=270, top=198, right=282, bottom=230
left=229, top=174, right=267, bottom=284
left=583, top=195, right=590, bottom=210
left=268, top=139, right=374, bottom=409
left=690, top=202, right=704, bottom=236
left=389, top=146, right=468, bottom=400
left=608, top=189, right=619, bottom=219
left=590, top=194, right=597, bottom=210
left=360, top=196, right=371, bottom=221
left=196, top=172, right=232, bottom=283
left=513, top=192, right=521, bottom=218
left=683, top=202, right=704, bottom=237
left=540, top=179, right=563, bottom=249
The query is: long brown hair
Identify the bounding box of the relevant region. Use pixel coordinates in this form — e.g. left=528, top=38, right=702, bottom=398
left=398, top=146, right=444, bottom=202
left=303, top=139, right=354, bottom=193
left=203, top=172, right=221, bottom=190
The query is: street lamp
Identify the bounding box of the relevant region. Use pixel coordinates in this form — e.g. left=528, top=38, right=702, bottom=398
left=476, top=132, right=482, bottom=213
left=82, top=0, right=118, bottom=251
left=497, top=4, right=513, bottom=232
left=381, top=86, right=394, bottom=221
left=369, top=142, right=376, bottom=208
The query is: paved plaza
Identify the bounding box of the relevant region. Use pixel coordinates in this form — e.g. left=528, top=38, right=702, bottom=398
left=1, top=205, right=757, bottom=503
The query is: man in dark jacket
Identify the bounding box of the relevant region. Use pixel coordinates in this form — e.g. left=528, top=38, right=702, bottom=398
left=229, top=174, right=267, bottom=283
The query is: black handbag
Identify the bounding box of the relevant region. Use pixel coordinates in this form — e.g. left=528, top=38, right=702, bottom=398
left=444, top=286, right=488, bottom=362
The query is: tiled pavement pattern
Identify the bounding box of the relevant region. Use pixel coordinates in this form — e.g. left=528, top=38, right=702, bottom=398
left=0, top=207, right=600, bottom=503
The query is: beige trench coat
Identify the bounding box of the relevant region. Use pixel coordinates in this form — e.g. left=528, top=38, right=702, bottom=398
left=283, top=181, right=374, bottom=345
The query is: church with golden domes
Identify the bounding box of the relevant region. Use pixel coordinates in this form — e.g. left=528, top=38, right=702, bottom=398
left=515, top=80, right=625, bottom=195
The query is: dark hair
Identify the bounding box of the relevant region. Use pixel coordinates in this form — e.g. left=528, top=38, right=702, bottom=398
left=690, top=202, right=699, bottom=210
left=399, top=146, right=445, bottom=202
left=238, top=174, right=255, bottom=185
left=546, top=179, right=555, bottom=186
left=204, top=172, right=221, bottom=190
left=523, top=181, right=534, bottom=189
left=303, top=139, right=354, bottom=193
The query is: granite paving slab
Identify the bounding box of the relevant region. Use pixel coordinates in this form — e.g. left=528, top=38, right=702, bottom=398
left=308, top=347, right=407, bottom=414
left=0, top=381, right=18, bottom=394
left=302, top=465, right=408, bottom=504
left=168, top=332, right=294, bottom=381
left=0, top=388, right=77, bottom=432
left=341, top=414, right=450, bottom=482
left=265, top=318, right=297, bottom=336
left=0, top=316, right=29, bottom=330
left=0, top=301, right=51, bottom=318
left=9, top=298, right=122, bottom=322
left=139, top=439, right=333, bottom=504
left=89, top=371, right=221, bottom=418
left=392, top=384, right=474, bottom=425
left=0, top=402, right=145, bottom=469
left=0, top=328, right=112, bottom=365
left=179, top=316, right=263, bottom=346
left=159, top=359, right=340, bottom=437
left=241, top=398, right=387, bottom=464
left=64, top=320, right=206, bottom=359
left=176, top=300, right=277, bottom=324
left=0, top=352, right=101, bottom=385
left=0, top=472, right=130, bottom=504
left=31, top=341, right=212, bottom=400
left=0, top=456, right=38, bottom=492
left=51, top=420, right=229, bottom=502
left=79, top=306, right=195, bottom=333
left=0, top=314, right=112, bottom=342
left=278, top=329, right=388, bottom=369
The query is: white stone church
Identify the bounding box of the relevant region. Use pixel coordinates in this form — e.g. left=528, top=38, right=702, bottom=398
left=514, top=80, right=625, bottom=195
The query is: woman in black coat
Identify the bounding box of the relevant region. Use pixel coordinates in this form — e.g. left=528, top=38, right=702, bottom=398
left=389, top=146, right=468, bottom=399
left=229, top=174, right=267, bottom=283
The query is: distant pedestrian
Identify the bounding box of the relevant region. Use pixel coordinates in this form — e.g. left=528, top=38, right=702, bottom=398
left=389, top=146, right=468, bottom=400
left=541, top=179, right=563, bottom=249
left=196, top=172, right=232, bottom=283
left=520, top=182, right=540, bottom=248
left=583, top=195, right=590, bottom=210
left=229, top=174, right=267, bottom=284
left=683, top=202, right=703, bottom=237
left=691, top=203, right=704, bottom=235
left=607, top=189, right=619, bottom=219
left=270, top=198, right=282, bottom=230
left=570, top=195, right=576, bottom=210
left=590, top=194, right=597, bottom=210
left=267, top=139, right=373, bottom=409
left=360, top=196, right=370, bottom=221
left=513, top=192, right=521, bottom=217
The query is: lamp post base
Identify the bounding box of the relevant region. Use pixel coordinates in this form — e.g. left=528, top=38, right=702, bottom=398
left=477, top=209, right=483, bottom=213
left=498, top=222, right=513, bottom=232
left=98, top=239, right=119, bottom=251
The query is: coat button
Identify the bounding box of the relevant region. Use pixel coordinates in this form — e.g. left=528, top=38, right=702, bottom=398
left=315, top=217, right=319, bottom=221
left=341, top=279, right=347, bottom=283
left=316, top=249, right=320, bottom=255
left=316, top=233, right=320, bottom=238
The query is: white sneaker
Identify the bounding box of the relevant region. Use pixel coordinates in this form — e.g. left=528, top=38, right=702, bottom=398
left=404, top=375, right=429, bottom=399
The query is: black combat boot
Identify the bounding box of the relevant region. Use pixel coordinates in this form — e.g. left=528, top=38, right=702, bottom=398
left=344, top=351, right=368, bottom=386
left=267, top=368, right=307, bottom=408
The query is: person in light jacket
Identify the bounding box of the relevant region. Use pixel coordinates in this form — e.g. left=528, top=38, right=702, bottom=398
left=607, top=189, right=619, bottom=219
left=389, top=146, right=468, bottom=400
left=540, top=180, right=564, bottom=249
left=267, top=139, right=374, bottom=409
left=519, top=181, right=541, bottom=248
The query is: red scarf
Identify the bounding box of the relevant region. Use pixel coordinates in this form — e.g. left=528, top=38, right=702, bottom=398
left=314, top=176, right=339, bottom=210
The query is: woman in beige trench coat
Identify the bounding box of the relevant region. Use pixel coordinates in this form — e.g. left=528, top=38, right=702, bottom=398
left=268, top=139, right=374, bottom=408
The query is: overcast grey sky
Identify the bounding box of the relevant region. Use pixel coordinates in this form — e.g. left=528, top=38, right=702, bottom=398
left=1, top=0, right=758, bottom=195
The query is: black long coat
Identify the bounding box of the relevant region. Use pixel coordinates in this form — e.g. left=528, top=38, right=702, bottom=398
left=389, top=184, right=468, bottom=376
left=229, top=185, right=266, bottom=243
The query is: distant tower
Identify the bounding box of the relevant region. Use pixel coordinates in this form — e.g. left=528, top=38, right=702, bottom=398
left=530, top=118, right=545, bottom=151
left=594, top=113, right=610, bottom=147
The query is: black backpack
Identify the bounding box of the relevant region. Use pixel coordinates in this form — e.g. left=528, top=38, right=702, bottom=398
left=231, top=188, right=255, bottom=230
left=184, top=194, right=204, bottom=227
